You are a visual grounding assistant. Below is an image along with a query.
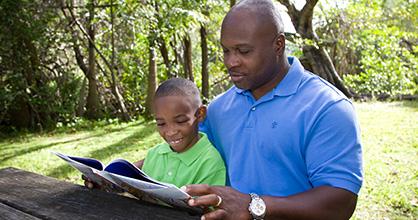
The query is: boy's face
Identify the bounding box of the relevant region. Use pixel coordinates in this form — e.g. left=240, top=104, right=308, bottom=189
left=153, top=95, right=205, bottom=153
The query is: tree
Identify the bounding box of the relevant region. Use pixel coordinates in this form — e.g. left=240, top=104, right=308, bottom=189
left=278, top=0, right=352, bottom=97
left=0, top=0, right=81, bottom=130
left=84, top=0, right=102, bottom=119
left=317, top=0, right=417, bottom=98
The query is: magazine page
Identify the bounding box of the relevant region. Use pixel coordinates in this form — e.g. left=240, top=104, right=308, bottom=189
left=106, top=172, right=203, bottom=214
left=104, top=159, right=166, bottom=186
left=52, top=151, right=103, bottom=183
left=51, top=151, right=122, bottom=192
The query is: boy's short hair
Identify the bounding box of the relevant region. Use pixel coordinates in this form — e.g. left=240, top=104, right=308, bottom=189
left=154, top=78, right=202, bottom=108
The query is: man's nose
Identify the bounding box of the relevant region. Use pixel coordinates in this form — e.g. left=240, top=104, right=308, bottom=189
left=224, top=53, right=240, bottom=69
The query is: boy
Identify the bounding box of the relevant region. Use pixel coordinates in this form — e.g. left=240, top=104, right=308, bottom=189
left=85, top=78, right=225, bottom=188
left=135, top=77, right=225, bottom=187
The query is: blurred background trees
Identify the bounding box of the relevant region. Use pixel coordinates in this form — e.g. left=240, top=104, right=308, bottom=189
left=1, top=0, right=416, bottom=131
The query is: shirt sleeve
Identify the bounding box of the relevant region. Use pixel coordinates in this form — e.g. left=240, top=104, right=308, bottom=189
left=141, top=145, right=158, bottom=177
left=305, top=100, right=363, bottom=194
left=197, top=168, right=226, bottom=186
left=193, top=149, right=226, bottom=186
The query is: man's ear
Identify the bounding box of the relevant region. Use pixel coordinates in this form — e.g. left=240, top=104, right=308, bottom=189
left=196, top=105, right=207, bottom=122
left=275, top=33, right=286, bottom=56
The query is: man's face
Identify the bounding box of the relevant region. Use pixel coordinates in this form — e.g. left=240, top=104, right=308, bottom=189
left=153, top=95, right=201, bottom=153
left=221, top=10, right=281, bottom=97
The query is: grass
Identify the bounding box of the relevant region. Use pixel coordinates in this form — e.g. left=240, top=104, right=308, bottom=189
left=352, top=101, right=417, bottom=220
left=0, top=101, right=417, bottom=219
left=0, top=119, right=163, bottom=184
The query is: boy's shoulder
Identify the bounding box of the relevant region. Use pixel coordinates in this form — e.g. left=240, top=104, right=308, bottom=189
left=145, top=142, right=171, bottom=157
left=182, top=133, right=223, bottom=164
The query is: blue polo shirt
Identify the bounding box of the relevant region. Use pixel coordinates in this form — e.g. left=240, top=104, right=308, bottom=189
left=200, top=57, right=363, bottom=196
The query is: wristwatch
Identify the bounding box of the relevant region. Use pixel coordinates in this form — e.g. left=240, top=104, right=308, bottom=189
left=248, top=193, right=266, bottom=220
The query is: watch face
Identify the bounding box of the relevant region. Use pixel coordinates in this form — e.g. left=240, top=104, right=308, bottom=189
left=251, top=198, right=266, bottom=217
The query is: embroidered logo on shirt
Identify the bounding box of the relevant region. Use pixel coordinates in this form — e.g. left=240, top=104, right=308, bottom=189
left=271, top=121, right=278, bottom=128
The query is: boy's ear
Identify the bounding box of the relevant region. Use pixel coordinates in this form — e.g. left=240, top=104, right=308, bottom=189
left=196, top=105, right=207, bottom=122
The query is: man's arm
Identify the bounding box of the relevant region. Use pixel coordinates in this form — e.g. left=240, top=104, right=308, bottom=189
left=185, top=185, right=357, bottom=220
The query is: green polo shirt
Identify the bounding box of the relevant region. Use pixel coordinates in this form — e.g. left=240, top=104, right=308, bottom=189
left=142, top=132, right=226, bottom=187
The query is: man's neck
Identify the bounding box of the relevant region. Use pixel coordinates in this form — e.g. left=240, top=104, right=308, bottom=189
left=251, top=59, right=291, bottom=100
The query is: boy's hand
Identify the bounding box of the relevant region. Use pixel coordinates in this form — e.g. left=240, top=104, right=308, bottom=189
left=81, top=175, right=101, bottom=189
left=133, top=159, right=145, bottom=169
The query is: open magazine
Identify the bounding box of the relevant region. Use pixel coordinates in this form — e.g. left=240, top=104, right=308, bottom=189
left=52, top=151, right=202, bottom=214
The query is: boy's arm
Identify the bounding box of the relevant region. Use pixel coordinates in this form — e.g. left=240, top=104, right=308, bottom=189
left=133, top=159, right=145, bottom=169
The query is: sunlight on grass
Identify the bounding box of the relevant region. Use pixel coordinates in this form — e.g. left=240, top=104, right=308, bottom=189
left=0, top=120, right=162, bottom=184
left=352, top=101, right=417, bottom=220
left=0, top=101, right=417, bottom=219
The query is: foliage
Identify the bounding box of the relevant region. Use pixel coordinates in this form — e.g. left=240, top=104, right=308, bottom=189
left=0, top=0, right=82, bottom=131
left=316, top=0, right=418, bottom=98
left=0, top=0, right=229, bottom=130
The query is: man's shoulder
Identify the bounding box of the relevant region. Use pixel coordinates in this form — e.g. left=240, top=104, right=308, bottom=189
left=299, top=70, right=351, bottom=105
left=210, top=86, right=237, bottom=104
left=207, top=86, right=241, bottom=114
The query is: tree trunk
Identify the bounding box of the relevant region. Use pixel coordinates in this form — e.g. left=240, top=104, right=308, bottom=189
left=76, top=77, right=87, bottom=117
left=278, top=0, right=352, bottom=98
left=200, top=25, right=209, bottom=101
left=183, top=35, right=194, bottom=82
left=144, top=38, right=157, bottom=118
left=158, top=37, right=174, bottom=77
left=85, top=0, right=101, bottom=119
left=170, top=35, right=181, bottom=77
left=110, top=1, right=131, bottom=121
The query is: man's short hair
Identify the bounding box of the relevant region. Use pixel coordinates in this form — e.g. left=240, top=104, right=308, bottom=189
left=232, top=0, right=284, bottom=33
left=154, top=78, right=202, bottom=108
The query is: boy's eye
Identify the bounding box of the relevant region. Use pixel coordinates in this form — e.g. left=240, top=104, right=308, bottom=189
left=176, top=120, right=188, bottom=124
left=156, top=122, right=165, bottom=127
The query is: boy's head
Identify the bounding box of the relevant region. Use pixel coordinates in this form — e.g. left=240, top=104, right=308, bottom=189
left=153, top=78, right=206, bottom=153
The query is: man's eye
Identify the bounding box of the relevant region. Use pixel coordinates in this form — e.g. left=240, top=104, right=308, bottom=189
left=238, top=49, right=250, bottom=54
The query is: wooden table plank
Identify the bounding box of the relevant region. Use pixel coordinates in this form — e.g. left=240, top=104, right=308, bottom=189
left=0, top=203, right=41, bottom=220
left=0, top=167, right=200, bottom=220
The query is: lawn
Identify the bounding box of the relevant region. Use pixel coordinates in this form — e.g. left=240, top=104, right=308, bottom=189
left=0, top=101, right=417, bottom=219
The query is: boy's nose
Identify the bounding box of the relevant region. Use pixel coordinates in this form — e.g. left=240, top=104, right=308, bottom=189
left=165, top=128, right=179, bottom=136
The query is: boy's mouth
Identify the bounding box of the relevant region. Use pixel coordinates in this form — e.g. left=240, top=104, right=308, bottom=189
left=168, top=138, right=183, bottom=145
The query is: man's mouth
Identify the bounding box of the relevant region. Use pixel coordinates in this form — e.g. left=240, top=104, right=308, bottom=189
left=229, top=71, right=245, bottom=82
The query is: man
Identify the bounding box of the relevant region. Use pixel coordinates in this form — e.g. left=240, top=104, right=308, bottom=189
left=183, top=0, right=363, bottom=219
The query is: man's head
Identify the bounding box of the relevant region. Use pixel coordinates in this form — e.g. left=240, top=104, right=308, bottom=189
left=153, top=78, right=206, bottom=153
left=221, top=0, right=289, bottom=99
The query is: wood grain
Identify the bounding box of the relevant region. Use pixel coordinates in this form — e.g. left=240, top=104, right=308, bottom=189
left=0, top=167, right=199, bottom=220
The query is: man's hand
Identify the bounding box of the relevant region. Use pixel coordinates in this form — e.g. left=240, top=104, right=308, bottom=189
left=184, top=184, right=252, bottom=220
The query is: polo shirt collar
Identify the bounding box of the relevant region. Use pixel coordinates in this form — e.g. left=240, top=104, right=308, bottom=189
left=234, top=56, right=304, bottom=97
left=157, top=132, right=211, bottom=166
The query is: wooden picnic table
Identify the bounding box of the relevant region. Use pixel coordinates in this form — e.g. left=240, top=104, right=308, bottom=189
left=0, top=167, right=200, bottom=220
